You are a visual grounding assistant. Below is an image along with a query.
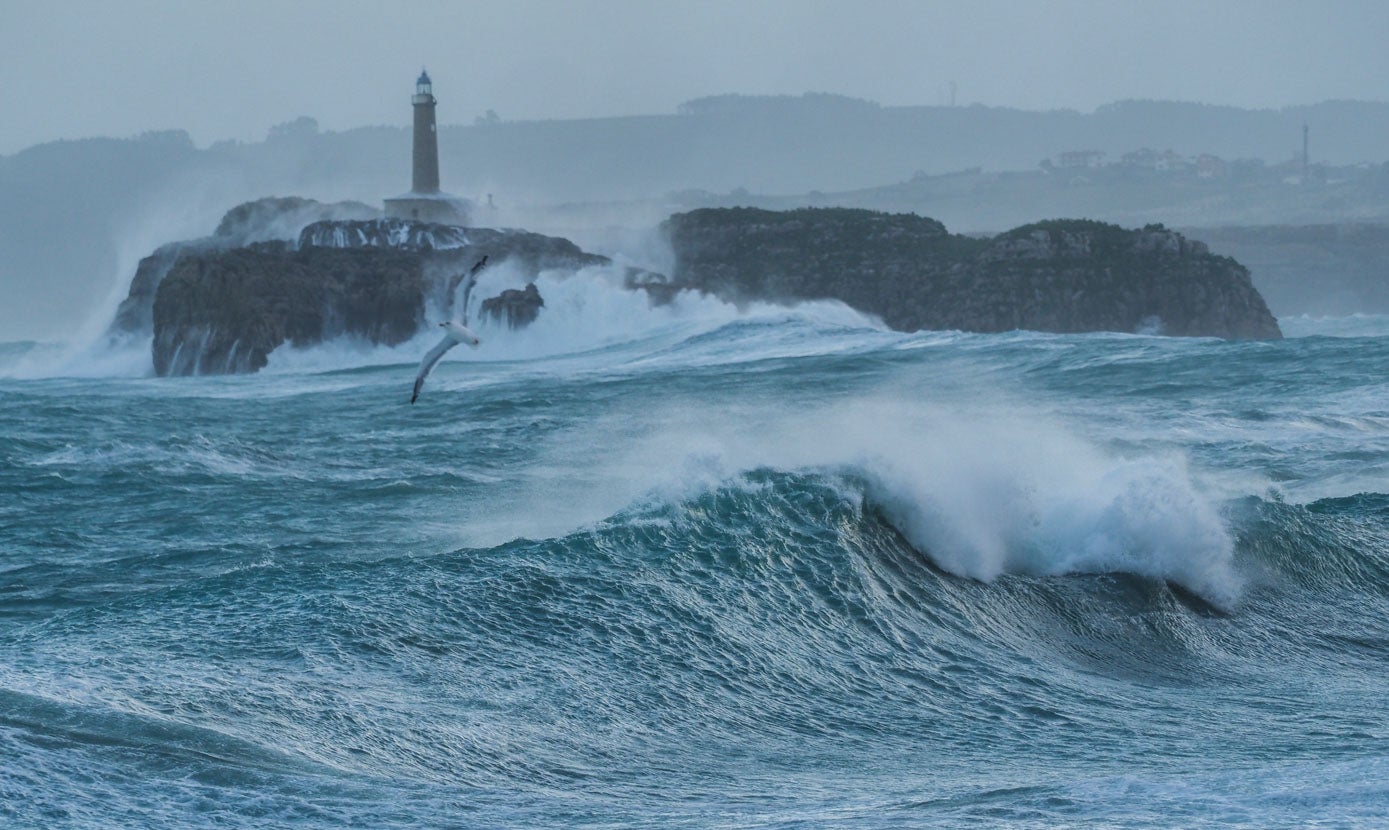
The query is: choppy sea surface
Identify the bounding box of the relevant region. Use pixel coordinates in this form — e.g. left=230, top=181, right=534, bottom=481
left=2, top=274, right=1387, bottom=828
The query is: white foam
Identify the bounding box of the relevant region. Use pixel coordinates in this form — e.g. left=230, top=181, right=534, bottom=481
left=0, top=333, right=154, bottom=379
left=450, top=261, right=883, bottom=365
left=1280, top=313, right=1389, bottom=339
left=553, top=394, right=1242, bottom=607
left=260, top=262, right=885, bottom=377
left=33, top=436, right=260, bottom=478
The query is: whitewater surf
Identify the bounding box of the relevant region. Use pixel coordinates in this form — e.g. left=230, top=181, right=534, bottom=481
left=2, top=279, right=1387, bottom=828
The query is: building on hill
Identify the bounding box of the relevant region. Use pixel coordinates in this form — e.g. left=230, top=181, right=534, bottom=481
left=384, top=70, right=470, bottom=225
left=1058, top=149, right=1105, bottom=168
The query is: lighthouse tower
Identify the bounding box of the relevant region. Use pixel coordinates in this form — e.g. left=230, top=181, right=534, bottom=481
left=411, top=70, right=440, bottom=193
left=384, top=70, right=469, bottom=225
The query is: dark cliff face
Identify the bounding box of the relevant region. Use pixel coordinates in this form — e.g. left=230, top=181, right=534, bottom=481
left=962, top=220, right=1281, bottom=338
left=148, top=219, right=611, bottom=376
left=110, top=197, right=381, bottom=339
left=153, top=245, right=423, bottom=375
left=662, top=209, right=1282, bottom=339
left=111, top=241, right=201, bottom=335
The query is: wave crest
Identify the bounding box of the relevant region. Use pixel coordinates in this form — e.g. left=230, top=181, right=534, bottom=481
left=599, top=397, right=1241, bottom=606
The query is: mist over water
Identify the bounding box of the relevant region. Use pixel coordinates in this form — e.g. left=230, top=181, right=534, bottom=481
left=2, top=276, right=1387, bottom=827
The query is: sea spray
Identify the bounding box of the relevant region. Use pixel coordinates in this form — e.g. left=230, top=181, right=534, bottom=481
left=261, top=262, right=885, bottom=377
left=0, top=332, right=155, bottom=379
left=584, top=395, right=1241, bottom=605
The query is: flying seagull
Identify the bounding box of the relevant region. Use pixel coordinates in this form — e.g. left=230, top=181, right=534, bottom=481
left=411, top=257, right=487, bottom=403
left=411, top=321, right=481, bottom=403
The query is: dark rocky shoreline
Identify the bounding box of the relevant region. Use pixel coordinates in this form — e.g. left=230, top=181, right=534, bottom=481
left=111, top=199, right=1282, bottom=377
left=144, top=220, right=607, bottom=375
left=662, top=208, right=1281, bottom=340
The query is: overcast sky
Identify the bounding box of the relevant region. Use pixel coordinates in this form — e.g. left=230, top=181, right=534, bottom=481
left=3, top=0, right=1387, bottom=156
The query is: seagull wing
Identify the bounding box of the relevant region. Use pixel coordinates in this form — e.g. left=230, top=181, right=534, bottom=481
left=411, top=334, right=461, bottom=403
left=460, top=256, right=488, bottom=326
left=459, top=273, right=477, bottom=327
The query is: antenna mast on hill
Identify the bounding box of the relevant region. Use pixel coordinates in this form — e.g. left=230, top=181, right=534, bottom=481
left=1302, top=123, right=1310, bottom=185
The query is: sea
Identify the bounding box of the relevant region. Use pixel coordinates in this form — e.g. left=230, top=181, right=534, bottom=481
left=2, top=267, right=1387, bottom=828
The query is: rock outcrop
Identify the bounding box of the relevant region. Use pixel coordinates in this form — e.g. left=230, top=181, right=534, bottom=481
left=145, top=212, right=610, bottom=376
left=110, top=197, right=379, bottom=336
left=152, top=244, right=424, bottom=375
left=480, top=283, right=545, bottom=329
left=110, top=240, right=200, bottom=335
left=662, top=208, right=1282, bottom=339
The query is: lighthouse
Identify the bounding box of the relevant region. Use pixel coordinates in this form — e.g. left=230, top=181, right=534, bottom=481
left=411, top=70, right=440, bottom=193
left=384, top=70, right=469, bottom=225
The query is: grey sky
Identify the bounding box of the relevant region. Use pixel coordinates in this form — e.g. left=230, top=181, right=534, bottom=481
left=3, top=0, right=1387, bottom=155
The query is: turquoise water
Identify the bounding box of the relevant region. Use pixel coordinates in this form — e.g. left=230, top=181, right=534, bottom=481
left=2, top=296, right=1388, bottom=828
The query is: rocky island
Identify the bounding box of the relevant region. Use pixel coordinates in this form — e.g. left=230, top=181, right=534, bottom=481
left=110, top=200, right=1281, bottom=377
left=661, top=208, right=1281, bottom=339
left=108, top=198, right=607, bottom=375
